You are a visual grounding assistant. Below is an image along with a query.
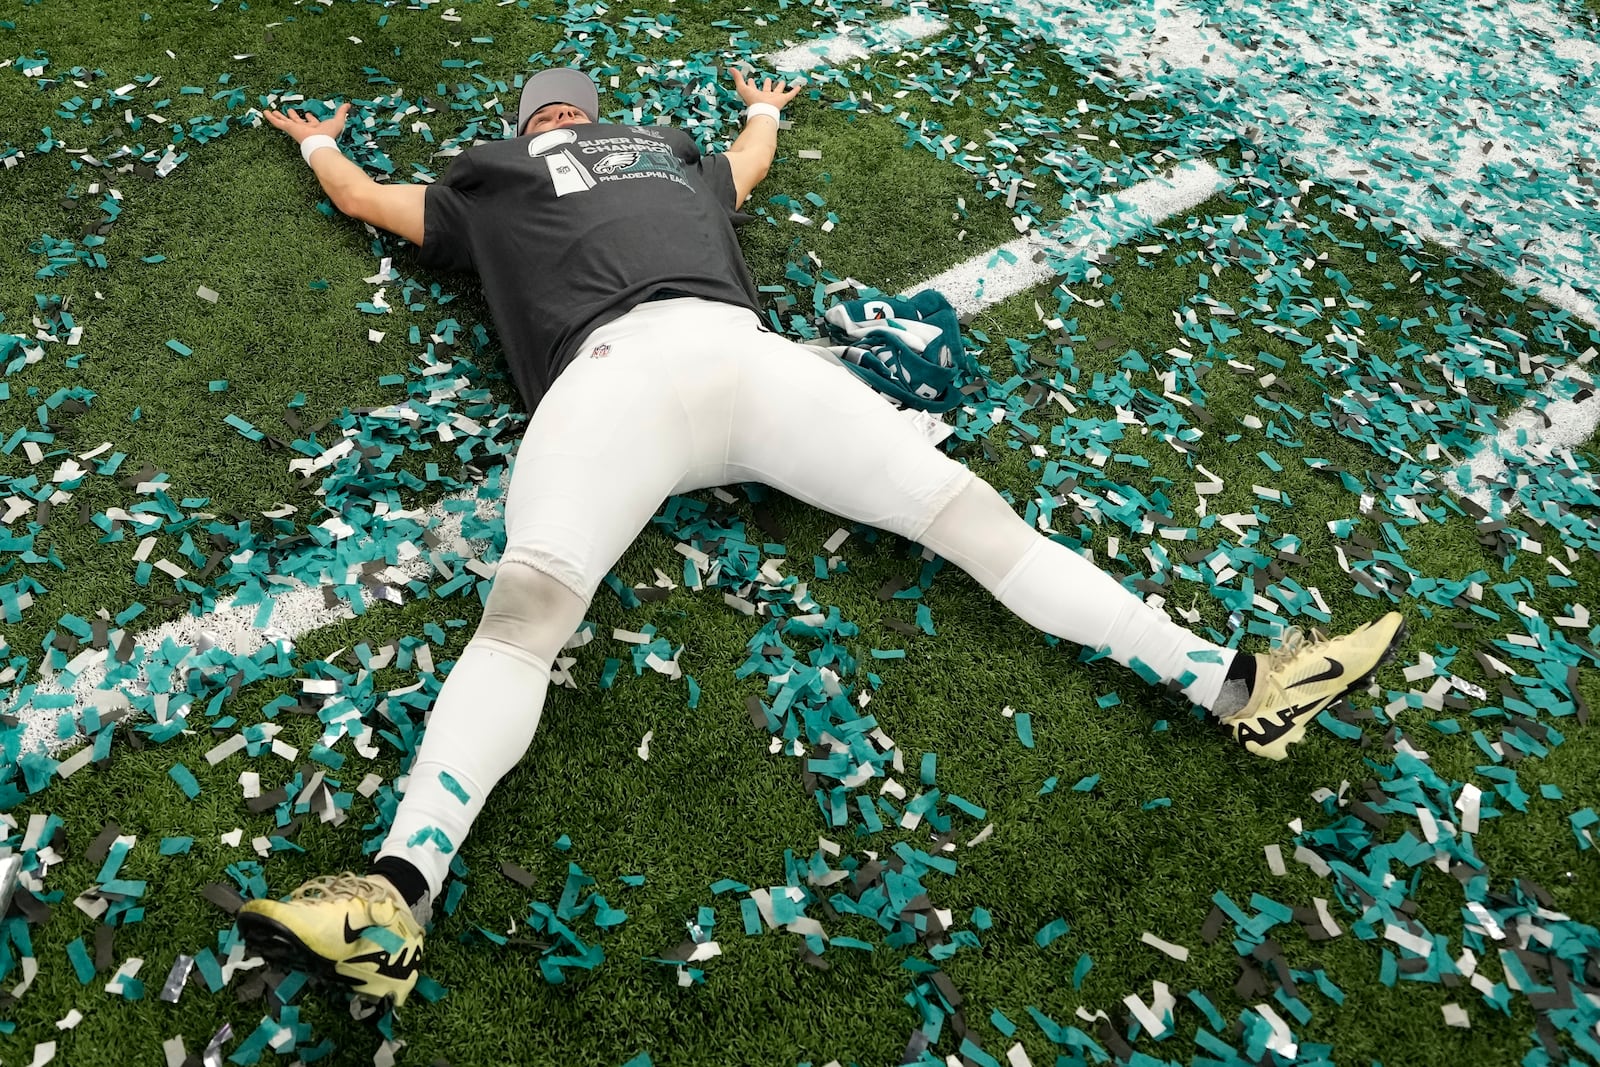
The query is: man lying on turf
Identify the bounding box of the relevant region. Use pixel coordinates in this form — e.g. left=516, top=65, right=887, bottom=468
left=242, top=66, right=1406, bottom=1007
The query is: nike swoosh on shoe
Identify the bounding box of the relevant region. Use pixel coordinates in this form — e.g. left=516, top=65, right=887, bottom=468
left=1287, top=657, right=1344, bottom=689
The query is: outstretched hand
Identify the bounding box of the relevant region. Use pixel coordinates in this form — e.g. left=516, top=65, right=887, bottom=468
left=730, top=66, right=804, bottom=111
left=262, top=101, right=352, bottom=145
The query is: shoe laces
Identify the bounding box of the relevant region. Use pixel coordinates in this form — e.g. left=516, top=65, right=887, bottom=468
left=287, top=872, right=397, bottom=905
left=1262, top=626, right=1329, bottom=673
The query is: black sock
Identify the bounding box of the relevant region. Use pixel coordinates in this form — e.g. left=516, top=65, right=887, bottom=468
left=370, top=856, right=428, bottom=907
left=1225, top=652, right=1257, bottom=694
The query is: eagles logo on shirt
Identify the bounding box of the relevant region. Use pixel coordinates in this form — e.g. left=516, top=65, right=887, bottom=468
left=592, top=151, right=641, bottom=175
left=593, top=150, right=684, bottom=177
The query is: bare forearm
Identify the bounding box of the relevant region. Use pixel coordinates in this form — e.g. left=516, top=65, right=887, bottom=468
left=727, top=113, right=778, bottom=178
left=306, top=143, right=376, bottom=213
left=725, top=70, right=802, bottom=199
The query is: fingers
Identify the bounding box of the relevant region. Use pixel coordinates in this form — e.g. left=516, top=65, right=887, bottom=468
left=262, top=103, right=350, bottom=126
left=730, top=65, right=803, bottom=96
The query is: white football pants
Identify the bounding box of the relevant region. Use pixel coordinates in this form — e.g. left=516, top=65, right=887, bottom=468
left=379, top=297, right=1235, bottom=897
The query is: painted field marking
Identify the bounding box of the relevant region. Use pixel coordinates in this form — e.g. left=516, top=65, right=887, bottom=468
left=992, top=0, right=1600, bottom=506
left=20, top=161, right=1229, bottom=743
left=17, top=489, right=494, bottom=757
left=28, top=0, right=1600, bottom=746
left=993, top=0, right=1600, bottom=320
left=1460, top=369, right=1600, bottom=511
left=766, top=10, right=947, bottom=72
left=912, top=160, right=1227, bottom=317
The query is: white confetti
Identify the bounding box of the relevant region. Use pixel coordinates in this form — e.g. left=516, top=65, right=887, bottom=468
left=1293, top=845, right=1332, bottom=877
left=1384, top=922, right=1434, bottom=958
left=1456, top=782, right=1482, bottom=834
left=1313, top=897, right=1343, bottom=938
left=204, top=734, right=246, bottom=766
left=1122, top=981, right=1176, bottom=1038
left=1255, top=1004, right=1297, bottom=1059
left=104, top=957, right=143, bottom=996
left=1140, top=931, right=1190, bottom=962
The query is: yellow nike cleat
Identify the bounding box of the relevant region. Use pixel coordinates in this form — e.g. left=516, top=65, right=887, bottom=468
left=1223, top=612, right=1407, bottom=761
left=237, top=873, right=424, bottom=1006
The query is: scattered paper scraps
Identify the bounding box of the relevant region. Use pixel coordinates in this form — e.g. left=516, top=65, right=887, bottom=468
left=4, top=6, right=1600, bottom=1067
left=1139, top=931, right=1190, bottom=962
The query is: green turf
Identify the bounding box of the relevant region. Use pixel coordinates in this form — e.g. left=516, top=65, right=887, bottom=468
left=1, top=0, right=1597, bottom=1065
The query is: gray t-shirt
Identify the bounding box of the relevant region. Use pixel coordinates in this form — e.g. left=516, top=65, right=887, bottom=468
left=413, top=123, right=763, bottom=411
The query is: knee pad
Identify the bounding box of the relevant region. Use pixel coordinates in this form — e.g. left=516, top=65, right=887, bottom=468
left=475, top=560, right=590, bottom=661
left=920, top=477, right=1039, bottom=590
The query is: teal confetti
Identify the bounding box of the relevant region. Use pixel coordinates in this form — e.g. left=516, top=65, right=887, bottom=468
left=168, top=763, right=200, bottom=799
left=66, top=938, right=95, bottom=984
left=1072, top=953, right=1093, bottom=990
left=1015, top=712, right=1034, bottom=748
left=1035, top=917, right=1070, bottom=947
left=438, top=770, right=471, bottom=805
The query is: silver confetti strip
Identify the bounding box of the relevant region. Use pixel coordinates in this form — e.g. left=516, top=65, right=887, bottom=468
left=159, top=954, right=194, bottom=1003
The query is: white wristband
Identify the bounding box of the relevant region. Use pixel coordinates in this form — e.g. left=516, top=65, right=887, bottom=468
left=744, top=102, right=782, bottom=125
left=300, top=134, right=339, bottom=166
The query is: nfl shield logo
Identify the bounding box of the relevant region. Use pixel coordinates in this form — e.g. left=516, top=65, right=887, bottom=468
left=590, top=343, right=611, bottom=359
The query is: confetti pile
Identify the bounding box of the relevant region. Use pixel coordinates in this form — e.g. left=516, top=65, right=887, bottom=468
left=0, top=0, right=1597, bottom=1063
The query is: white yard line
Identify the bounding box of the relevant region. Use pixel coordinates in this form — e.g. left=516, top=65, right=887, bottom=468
left=1460, top=366, right=1600, bottom=511
left=19, top=162, right=1229, bottom=745
left=19, top=11, right=1207, bottom=744
left=994, top=0, right=1600, bottom=322
left=766, top=10, right=947, bottom=72
left=993, top=0, right=1600, bottom=509
left=16, top=493, right=493, bottom=756
left=912, top=160, right=1227, bottom=318
left=24, top=0, right=1600, bottom=748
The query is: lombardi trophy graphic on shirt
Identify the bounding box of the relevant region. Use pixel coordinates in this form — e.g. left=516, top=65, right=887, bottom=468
left=527, top=128, right=596, bottom=197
